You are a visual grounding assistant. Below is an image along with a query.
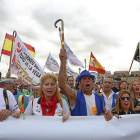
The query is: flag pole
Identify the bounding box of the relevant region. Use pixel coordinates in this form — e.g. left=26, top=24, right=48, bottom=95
left=126, top=44, right=139, bottom=81
left=88, top=53, right=91, bottom=72
left=54, top=19, right=66, bottom=76
left=85, top=59, right=86, bottom=70
left=58, top=27, right=62, bottom=46
left=8, top=31, right=17, bottom=72
left=43, top=65, right=45, bottom=70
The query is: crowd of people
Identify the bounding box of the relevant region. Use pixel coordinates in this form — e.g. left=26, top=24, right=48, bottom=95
left=0, top=48, right=140, bottom=123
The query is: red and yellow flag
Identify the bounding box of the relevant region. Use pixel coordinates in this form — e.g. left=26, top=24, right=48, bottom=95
left=89, top=52, right=105, bottom=74
left=1, top=33, right=35, bottom=57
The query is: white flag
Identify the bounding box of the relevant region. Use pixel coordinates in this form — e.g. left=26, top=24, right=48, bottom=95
left=65, top=42, right=84, bottom=68
left=10, top=35, right=45, bottom=85
left=66, top=63, right=79, bottom=78
left=45, top=53, right=59, bottom=72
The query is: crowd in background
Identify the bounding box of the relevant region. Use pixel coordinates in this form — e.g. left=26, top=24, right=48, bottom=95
left=0, top=48, right=140, bottom=123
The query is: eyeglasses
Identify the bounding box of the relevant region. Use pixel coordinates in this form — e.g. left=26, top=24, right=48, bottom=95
left=104, top=81, right=112, bottom=84
left=120, top=97, right=131, bottom=101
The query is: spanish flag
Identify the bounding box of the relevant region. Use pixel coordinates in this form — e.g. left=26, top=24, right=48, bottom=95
left=1, top=33, right=35, bottom=57
left=89, top=52, right=105, bottom=74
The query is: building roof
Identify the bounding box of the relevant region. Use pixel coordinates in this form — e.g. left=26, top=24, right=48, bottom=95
left=114, top=71, right=129, bottom=74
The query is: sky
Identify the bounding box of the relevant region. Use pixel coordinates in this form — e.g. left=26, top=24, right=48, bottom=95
left=0, top=0, right=140, bottom=77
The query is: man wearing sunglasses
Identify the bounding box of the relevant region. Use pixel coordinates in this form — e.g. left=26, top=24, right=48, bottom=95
left=100, top=77, right=118, bottom=112
left=112, top=77, right=121, bottom=93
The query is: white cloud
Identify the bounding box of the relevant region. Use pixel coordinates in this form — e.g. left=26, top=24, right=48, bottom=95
left=0, top=0, right=140, bottom=77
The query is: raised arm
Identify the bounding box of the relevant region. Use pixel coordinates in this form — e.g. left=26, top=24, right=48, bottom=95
left=58, top=49, right=77, bottom=104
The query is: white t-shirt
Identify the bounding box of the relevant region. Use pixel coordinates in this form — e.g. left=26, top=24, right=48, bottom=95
left=71, top=93, right=97, bottom=116
left=24, top=98, right=70, bottom=116
left=83, top=94, right=96, bottom=116
left=0, top=88, right=19, bottom=112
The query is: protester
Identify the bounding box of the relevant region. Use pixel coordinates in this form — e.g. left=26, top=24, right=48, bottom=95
left=75, top=75, right=80, bottom=90
left=58, top=49, right=113, bottom=121
left=94, top=83, right=100, bottom=94
left=115, top=80, right=128, bottom=94
left=22, top=88, right=30, bottom=95
left=67, top=76, right=76, bottom=89
left=0, top=88, right=20, bottom=121
left=32, top=86, right=39, bottom=98
left=0, top=79, right=28, bottom=110
left=24, top=73, right=70, bottom=122
left=112, top=77, right=121, bottom=93
left=129, top=80, right=140, bottom=113
left=112, top=91, right=136, bottom=116
left=100, top=77, right=117, bottom=111
left=24, top=85, right=34, bottom=104
left=14, top=78, right=20, bottom=90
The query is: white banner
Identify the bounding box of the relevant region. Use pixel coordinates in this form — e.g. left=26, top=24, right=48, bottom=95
left=65, top=42, right=84, bottom=68
left=0, top=115, right=140, bottom=140
left=44, top=53, right=78, bottom=77
left=10, top=35, right=45, bottom=85
left=66, top=63, right=79, bottom=78
left=45, top=53, right=59, bottom=72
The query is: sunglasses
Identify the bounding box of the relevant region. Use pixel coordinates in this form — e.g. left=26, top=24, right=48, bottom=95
left=120, top=97, right=131, bottom=101
left=114, top=82, right=119, bottom=84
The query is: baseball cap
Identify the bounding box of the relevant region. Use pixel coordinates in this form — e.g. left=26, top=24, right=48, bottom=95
left=0, top=78, right=15, bottom=86
left=77, top=70, right=95, bottom=82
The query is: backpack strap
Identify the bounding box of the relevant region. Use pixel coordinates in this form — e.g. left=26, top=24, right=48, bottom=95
left=3, top=89, right=9, bottom=110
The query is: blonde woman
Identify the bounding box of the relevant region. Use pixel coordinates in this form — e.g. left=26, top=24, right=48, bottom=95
left=25, top=73, right=70, bottom=122
left=129, top=80, right=140, bottom=113
left=112, top=91, right=136, bottom=116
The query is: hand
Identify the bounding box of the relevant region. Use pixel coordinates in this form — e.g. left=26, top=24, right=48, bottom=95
left=100, top=113, right=104, bottom=116
left=134, top=106, right=140, bottom=111
left=59, top=49, right=67, bottom=61
left=12, top=111, right=20, bottom=119
left=113, top=114, right=120, bottom=119
left=0, top=109, right=12, bottom=122
left=62, top=114, right=70, bottom=122
left=104, top=110, right=113, bottom=121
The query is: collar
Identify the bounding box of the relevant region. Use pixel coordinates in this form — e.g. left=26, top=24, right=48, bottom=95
left=13, top=89, right=17, bottom=95
left=37, top=96, right=59, bottom=104
left=121, top=110, right=131, bottom=114
left=100, top=89, right=114, bottom=99
left=37, top=97, right=42, bottom=104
